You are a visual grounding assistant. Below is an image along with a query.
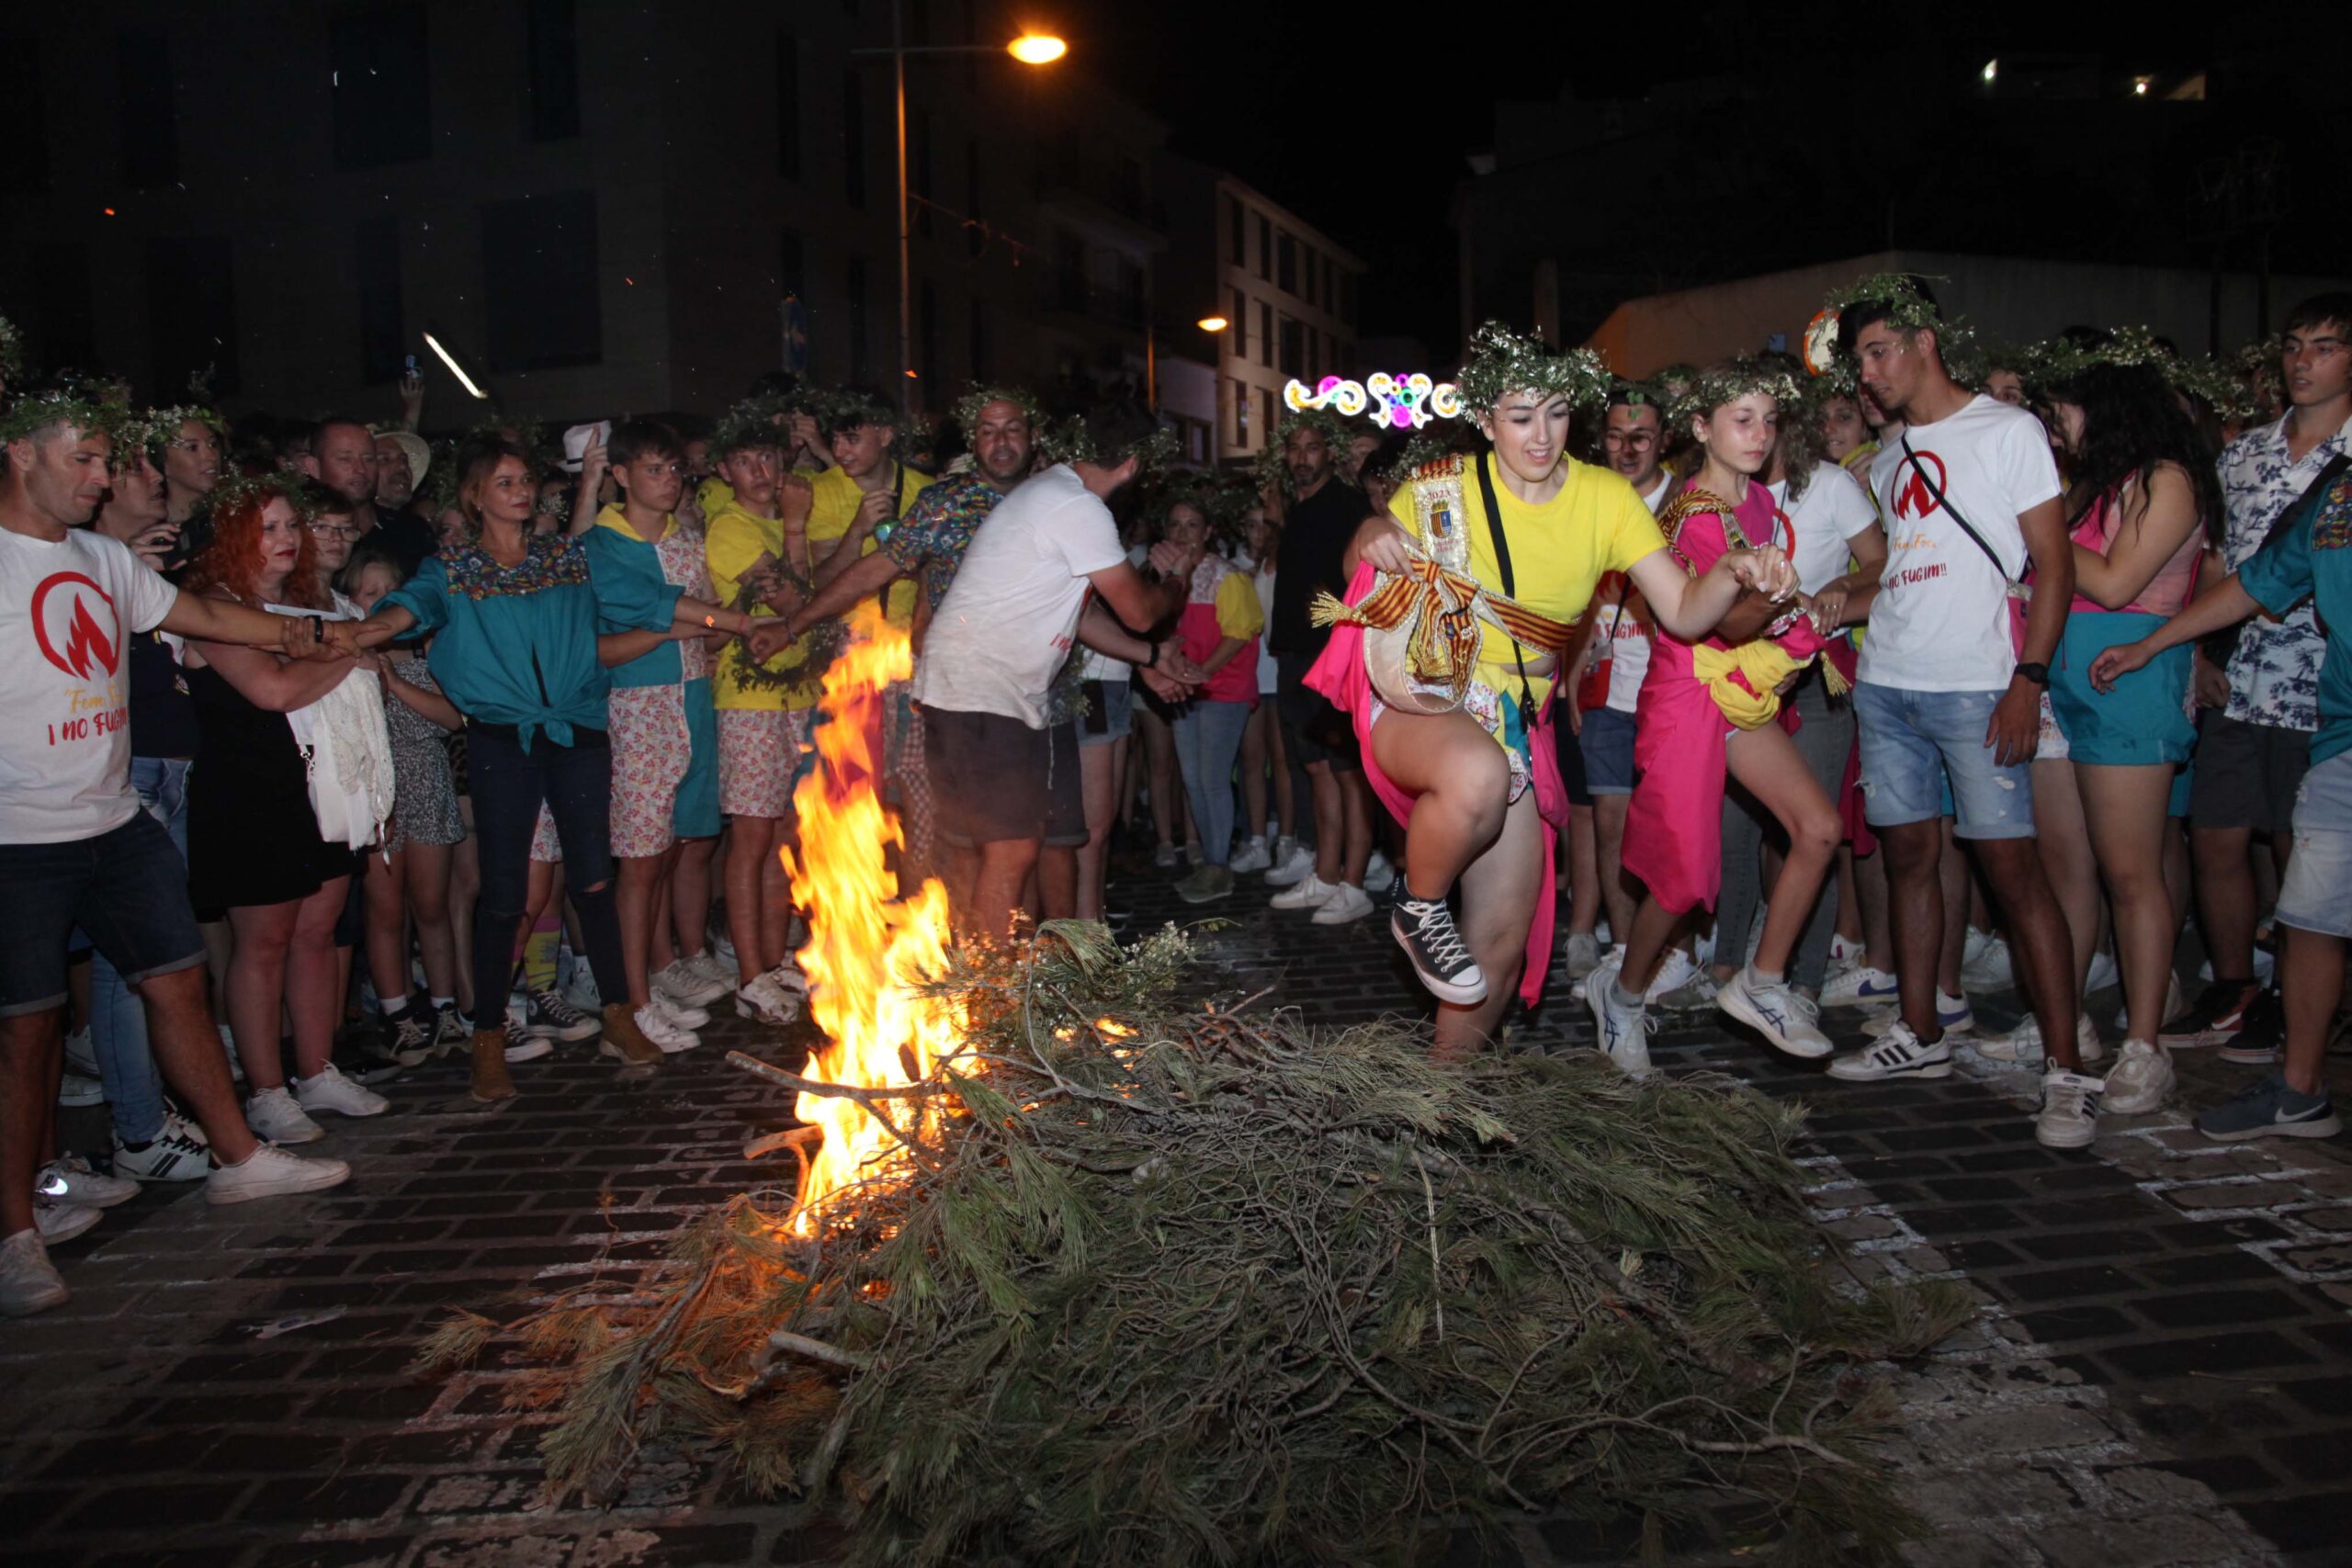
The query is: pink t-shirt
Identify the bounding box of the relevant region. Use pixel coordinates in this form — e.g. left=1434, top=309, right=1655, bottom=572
left=1654, top=480, right=1825, bottom=671
left=2068, top=484, right=2201, bottom=616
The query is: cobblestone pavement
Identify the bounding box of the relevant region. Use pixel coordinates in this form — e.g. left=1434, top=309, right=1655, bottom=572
left=4, top=856, right=2348, bottom=1568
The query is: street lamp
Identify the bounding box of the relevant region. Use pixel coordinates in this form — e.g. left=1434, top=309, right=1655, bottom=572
left=859, top=8, right=1068, bottom=417
left=1196, top=315, right=1230, bottom=333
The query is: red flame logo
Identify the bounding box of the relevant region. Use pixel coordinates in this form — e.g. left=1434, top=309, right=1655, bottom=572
left=1891, top=450, right=1947, bottom=522
left=32, top=573, right=121, bottom=681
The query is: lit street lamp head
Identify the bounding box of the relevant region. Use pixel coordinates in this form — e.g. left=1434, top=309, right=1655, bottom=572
left=1008, top=33, right=1068, bottom=64
left=1196, top=316, right=1230, bottom=333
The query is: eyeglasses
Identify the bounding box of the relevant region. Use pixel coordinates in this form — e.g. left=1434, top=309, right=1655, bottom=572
left=1601, top=431, right=1658, bottom=449
left=305, top=521, right=359, bottom=539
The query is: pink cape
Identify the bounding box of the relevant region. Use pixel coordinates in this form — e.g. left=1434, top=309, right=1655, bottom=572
left=1305, top=562, right=1571, bottom=1008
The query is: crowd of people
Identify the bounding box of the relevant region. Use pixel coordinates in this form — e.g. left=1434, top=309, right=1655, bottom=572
left=0, top=274, right=2345, bottom=1320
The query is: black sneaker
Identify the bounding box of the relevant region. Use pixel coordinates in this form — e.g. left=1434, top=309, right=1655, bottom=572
left=381, top=1006, right=436, bottom=1066
left=2219, top=987, right=2284, bottom=1065
left=525, top=987, right=602, bottom=1043
left=1390, top=888, right=1487, bottom=1004
left=2159, top=981, right=2259, bottom=1047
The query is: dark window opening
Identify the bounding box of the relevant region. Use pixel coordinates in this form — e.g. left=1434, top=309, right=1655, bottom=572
left=842, top=70, right=866, bottom=208
left=1258, top=301, right=1272, bottom=367
left=1226, top=195, right=1244, bottom=266
left=330, top=5, right=431, bottom=169
left=525, top=0, right=580, bottom=141
left=1278, top=315, right=1304, bottom=380
left=1276, top=233, right=1297, bottom=296
left=357, top=215, right=405, bottom=383
left=118, top=31, right=180, bottom=188
left=1255, top=214, right=1271, bottom=281
left=1231, top=288, right=1247, bottom=358
left=481, top=190, right=600, bottom=372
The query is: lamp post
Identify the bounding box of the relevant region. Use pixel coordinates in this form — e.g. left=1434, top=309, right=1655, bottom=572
left=858, top=7, right=1067, bottom=418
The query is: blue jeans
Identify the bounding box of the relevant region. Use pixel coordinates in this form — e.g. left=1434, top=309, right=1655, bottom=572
left=86, top=759, right=193, bottom=1145
left=467, top=722, right=627, bottom=1031
left=1853, top=682, right=2036, bottom=840
left=1172, top=701, right=1251, bottom=868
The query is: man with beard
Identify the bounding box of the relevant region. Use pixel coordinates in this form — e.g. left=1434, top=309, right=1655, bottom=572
left=304, top=416, right=435, bottom=571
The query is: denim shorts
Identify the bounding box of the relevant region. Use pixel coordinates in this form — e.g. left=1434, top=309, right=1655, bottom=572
left=0, top=811, right=207, bottom=1018
left=1853, top=682, right=2036, bottom=840
left=2275, top=750, right=2352, bottom=940
left=1078, top=679, right=1133, bottom=748
left=1578, top=705, right=1637, bottom=795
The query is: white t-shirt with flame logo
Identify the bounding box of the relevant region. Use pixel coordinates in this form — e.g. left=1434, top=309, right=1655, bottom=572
left=2, top=527, right=179, bottom=843
left=1858, top=395, right=2061, bottom=693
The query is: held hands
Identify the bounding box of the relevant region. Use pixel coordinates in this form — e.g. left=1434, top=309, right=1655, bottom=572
left=1985, top=678, right=2041, bottom=767
left=1807, top=585, right=1850, bottom=637
left=745, top=620, right=798, bottom=665
left=1154, top=640, right=1207, bottom=685
left=2089, top=640, right=2155, bottom=694
left=1147, top=539, right=1204, bottom=581
left=1357, top=521, right=1420, bottom=576
left=1723, top=545, right=1798, bottom=603
left=1139, top=666, right=1195, bottom=705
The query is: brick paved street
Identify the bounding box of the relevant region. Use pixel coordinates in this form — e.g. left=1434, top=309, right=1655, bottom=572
left=4, top=855, right=2348, bottom=1568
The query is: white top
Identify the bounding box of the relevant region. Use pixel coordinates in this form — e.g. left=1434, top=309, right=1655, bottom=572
left=914, top=464, right=1127, bottom=728
left=1600, top=473, right=1673, bottom=713
left=1252, top=561, right=1279, bottom=693
left=1858, top=395, right=2062, bottom=693
left=1, top=527, right=180, bottom=844
left=1771, top=461, right=1879, bottom=596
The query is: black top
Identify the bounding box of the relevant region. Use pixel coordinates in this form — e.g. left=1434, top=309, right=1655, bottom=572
left=1268, top=477, right=1372, bottom=658
left=127, top=629, right=201, bottom=760
left=369, top=503, right=440, bottom=576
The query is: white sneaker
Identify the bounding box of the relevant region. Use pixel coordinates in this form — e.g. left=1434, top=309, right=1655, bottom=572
left=1271, top=874, right=1337, bottom=911
left=294, top=1064, right=390, bottom=1119
left=633, top=1003, right=702, bottom=1054
left=711, top=933, right=741, bottom=977
left=1976, top=1013, right=2106, bottom=1066
left=1645, top=949, right=1715, bottom=1010
left=1828, top=1020, right=1953, bottom=1081
left=1263, top=841, right=1317, bottom=887
left=63, top=1026, right=99, bottom=1078
left=246, top=1086, right=324, bottom=1144
left=1862, top=989, right=1974, bottom=1038
left=653, top=957, right=729, bottom=1010
left=1717, top=968, right=1833, bottom=1059
left=2036, top=1067, right=2104, bottom=1149
left=503, top=1034, right=554, bottom=1064
left=1961, top=928, right=2014, bottom=989
left=1820, top=964, right=1901, bottom=1008
left=32, top=1192, right=102, bottom=1243
left=56, top=1070, right=105, bottom=1109
left=649, top=991, right=711, bottom=1030
left=113, top=1112, right=215, bottom=1183
left=1828, top=933, right=1863, bottom=966
left=736, top=971, right=803, bottom=1025
left=561, top=966, right=602, bottom=1014
left=1228, top=837, right=1272, bottom=874
left=1586, top=954, right=1653, bottom=1077
left=1363, top=852, right=1397, bottom=896
left=1311, top=883, right=1376, bottom=925
left=2099, top=1039, right=2175, bottom=1115
left=38, top=1156, right=137, bottom=1209
left=1563, top=931, right=1602, bottom=981
left=206, top=1142, right=351, bottom=1205
left=0, top=1229, right=68, bottom=1317
left=762, top=961, right=810, bottom=996
left=1153, top=841, right=1180, bottom=869
left=2084, top=950, right=2120, bottom=995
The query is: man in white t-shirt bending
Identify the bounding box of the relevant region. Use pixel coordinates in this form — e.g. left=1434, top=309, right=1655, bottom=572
left=912, top=403, right=1203, bottom=940
left=1818, top=288, right=2097, bottom=1150
left=1, top=398, right=353, bottom=1316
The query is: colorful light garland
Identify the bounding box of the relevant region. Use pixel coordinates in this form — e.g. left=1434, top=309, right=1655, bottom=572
left=1283, top=374, right=1464, bottom=430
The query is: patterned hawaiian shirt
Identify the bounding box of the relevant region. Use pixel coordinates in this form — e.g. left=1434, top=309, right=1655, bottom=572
left=879, top=471, right=1011, bottom=610
left=2215, top=412, right=2350, bottom=731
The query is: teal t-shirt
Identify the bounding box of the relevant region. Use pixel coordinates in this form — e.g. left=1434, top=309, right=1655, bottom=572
left=2239, top=466, right=2352, bottom=766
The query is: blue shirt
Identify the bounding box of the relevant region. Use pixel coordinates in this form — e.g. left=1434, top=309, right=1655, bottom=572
left=2240, top=466, right=2352, bottom=767
left=579, top=510, right=689, bottom=691
left=385, top=532, right=655, bottom=751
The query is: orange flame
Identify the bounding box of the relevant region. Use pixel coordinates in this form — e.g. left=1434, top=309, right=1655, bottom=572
left=779, top=604, right=964, bottom=1231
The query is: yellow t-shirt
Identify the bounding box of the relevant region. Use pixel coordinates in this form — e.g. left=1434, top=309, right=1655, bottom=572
left=1385, top=454, right=1667, bottom=710
left=808, top=462, right=932, bottom=627
left=705, top=499, right=820, bottom=712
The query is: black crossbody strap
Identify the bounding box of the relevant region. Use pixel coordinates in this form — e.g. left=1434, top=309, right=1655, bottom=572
left=2258, top=452, right=2351, bottom=554
left=1899, top=433, right=2021, bottom=588
left=1473, top=453, right=1538, bottom=716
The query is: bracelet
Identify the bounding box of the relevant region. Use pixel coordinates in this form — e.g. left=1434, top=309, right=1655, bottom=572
left=1144, top=640, right=1160, bottom=669
left=703, top=614, right=718, bottom=631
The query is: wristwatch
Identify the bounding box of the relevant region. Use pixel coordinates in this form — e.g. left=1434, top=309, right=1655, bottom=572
left=2015, top=661, right=2051, bottom=685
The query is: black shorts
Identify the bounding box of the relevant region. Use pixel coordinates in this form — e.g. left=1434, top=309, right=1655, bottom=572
left=2188, top=714, right=2312, bottom=835
left=922, top=706, right=1089, bottom=849
left=1555, top=707, right=1591, bottom=807
left=0, top=813, right=207, bottom=1018
left=1275, top=652, right=1360, bottom=771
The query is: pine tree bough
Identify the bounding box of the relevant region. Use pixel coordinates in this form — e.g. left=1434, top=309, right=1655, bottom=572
left=419, top=924, right=1974, bottom=1566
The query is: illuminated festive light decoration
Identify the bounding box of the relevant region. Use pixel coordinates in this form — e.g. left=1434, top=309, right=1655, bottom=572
left=1283, top=373, right=1465, bottom=430
left=1802, top=310, right=1841, bottom=378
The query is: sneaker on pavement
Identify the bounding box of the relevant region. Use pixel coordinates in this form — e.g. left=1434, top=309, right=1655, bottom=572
left=1828, top=933, right=1863, bottom=967
left=1271, top=874, right=1337, bottom=911
left=63, top=1027, right=99, bottom=1079
left=0, top=1229, right=68, bottom=1317
left=113, top=1113, right=214, bottom=1183
left=1312, top=882, right=1376, bottom=925
left=681, top=950, right=737, bottom=992
left=1717, top=968, right=1834, bottom=1058
left=764, top=960, right=811, bottom=996
left=1262, top=841, right=1317, bottom=887
left=1391, top=889, right=1487, bottom=1003
left=1586, top=957, right=1653, bottom=1077
left=2196, top=1074, right=2344, bottom=1143
left=2100, top=1039, right=2176, bottom=1116
left=2217, top=987, right=2285, bottom=1066
left=632, top=1003, right=702, bottom=1055
left=525, top=987, right=602, bottom=1043
left=205, top=1142, right=352, bottom=1205
left=56, top=1070, right=105, bottom=1109
left=2160, top=981, right=2260, bottom=1047
left=649, top=991, right=711, bottom=1030
left=600, top=1003, right=665, bottom=1066
left=1820, top=964, right=1900, bottom=1008
left=654, top=957, right=730, bottom=1010
left=1647, top=949, right=1717, bottom=1010
left=376, top=1006, right=435, bottom=1067
left=1153, top=841, right=1180, bottom=870
left=1976, top=1012, right=2106, bottom=1066
left=735, top=971, right=803, bottom=1026
left=711, top=933, right=741, bottom=976
left=1176, top=864, right=1236, bottom=905
left=560, top=967, right=602, bottom=1015
left=1828, top=1020, right=1953, bottom=1082
left=1228, top=837, right=1272, bottom=874
left=38, top=1156, right=137, bottom=1209
left=1563, top=931, right=1602, bottom=982
left=431, top=1003, right=473, bottom=1058
left=32, top=1192, right=102, bottom=1243
left=1363, top=852, right=1397, bottom=895
left=1863, top=990, right=1974, bottom=1039
left=294, top=1064, right=390, bottom=1119
left=246, top=1086, right=324, bottom=1145
left=2036, top=1066, right=2105, bottom=1149
left=1961, top=928, right=2014, bottom=990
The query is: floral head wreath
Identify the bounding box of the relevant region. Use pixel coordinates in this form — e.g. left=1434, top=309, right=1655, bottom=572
left=146, top=401, right=229, bottom=443
left=708, top=399, right=790, bottom=461
left=207, top=467, right=322, bottom=524
left=1251, top=406, right=1357, bottom=492
left=1038, top=415, right=1181, bottom=479
left=816, top=388, right=899, bottom=442
left=1668, top=358, right=1805, bottom=431
left=0, top=388, right=110, bottom=446
left=1453, top=320, right=1611, bottom=416
left=0, top=315, right=28, bottom=381
left=951, top=384, right=1046, bottom=439
left=2025, top=326, right=2265, bottom=423
left=1812, top=274, right=1984, bottom=388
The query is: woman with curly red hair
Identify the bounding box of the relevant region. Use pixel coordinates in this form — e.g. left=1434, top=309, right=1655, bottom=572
left=182, top=478, right=390, bottom=1145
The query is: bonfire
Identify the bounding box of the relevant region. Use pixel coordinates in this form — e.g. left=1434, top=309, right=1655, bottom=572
left=424, top=607, right=1973, bottom=1567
